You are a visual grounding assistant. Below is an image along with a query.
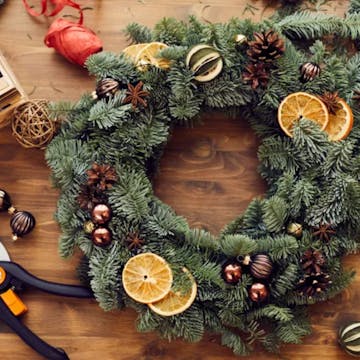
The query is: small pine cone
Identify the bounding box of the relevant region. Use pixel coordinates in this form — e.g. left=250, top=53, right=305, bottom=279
left=299, top=62, right=321, bottom=83
left=87, top=163, right=117, bottom=191
left=247, top=30, right=285, bottom=63
left=318, top=92, right=341, bottom=114
left=300, top=249, right=325, bottom=275
left=77, top=185, right=108, bottom=211
left=243, top=63, right=270, bottom=89
left=296, top=273, right=332, bottom=298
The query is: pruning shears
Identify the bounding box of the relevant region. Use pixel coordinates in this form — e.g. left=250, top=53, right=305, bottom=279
left=0, top=241, right=94, bottom=360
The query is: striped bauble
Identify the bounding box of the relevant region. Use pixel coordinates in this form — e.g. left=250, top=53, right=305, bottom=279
left=339, top=322, right=360, bottom=356
left=249, top=254, right=273, bottom=280
left=10, top=210, right=36, bottom=241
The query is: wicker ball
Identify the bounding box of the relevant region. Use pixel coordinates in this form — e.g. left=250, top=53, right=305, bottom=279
left=11, top=100, right=56, bottom=149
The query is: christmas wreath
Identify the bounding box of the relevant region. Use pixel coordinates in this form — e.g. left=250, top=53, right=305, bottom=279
left=46, top=2, right=360, bottom=356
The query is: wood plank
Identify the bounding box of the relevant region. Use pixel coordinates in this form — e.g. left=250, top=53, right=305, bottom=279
left=0, top=1, right=356, bottom=359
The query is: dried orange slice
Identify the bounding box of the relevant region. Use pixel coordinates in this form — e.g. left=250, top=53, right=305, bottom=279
left=148, top=268, right=197, bottom=317
left=122, top=43, right=148, bottom=60
left=324, top=98, right=353, bottom=141
left=278, top=92, right=329, bottom=137
left=135, top=42, right=170, bottom=70
left=122, top=253, right=173, bottom=304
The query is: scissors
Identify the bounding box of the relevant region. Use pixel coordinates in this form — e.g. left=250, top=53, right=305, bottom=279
left=0, top=241, right=94, bottom=360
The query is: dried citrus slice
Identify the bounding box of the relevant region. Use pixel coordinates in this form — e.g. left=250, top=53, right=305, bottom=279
left=148, top=268, right=197, bottom=316
left=278, top=92, right=329, bottom=137
left=135, top=42, right=170, bottom=70
left=122, top=43, right=148, bottom=60
left=122, top=253, right=173, bottom=304
left=324, top=98, right=353, bottom=141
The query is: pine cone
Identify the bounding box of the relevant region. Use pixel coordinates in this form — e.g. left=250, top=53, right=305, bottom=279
left=300, top=249, right=325, bottom=275
left=296, top=273, right=332, bottom=298
left=353, top=89, right=360, bottom=102
left=77, top=185, right=108, bottom=211
left=87, top=163, right=117, bottom=191
left=318, top=92, right=341, bottom=115
left=247, top=30, right=285, bottom=63
left=243, top=63, right=270, bottom=89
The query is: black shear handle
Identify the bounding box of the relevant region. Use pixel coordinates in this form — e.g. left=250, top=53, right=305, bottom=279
left=0, top=298, right=69, bottom=360
left=0, top=261, right=93, bottom=298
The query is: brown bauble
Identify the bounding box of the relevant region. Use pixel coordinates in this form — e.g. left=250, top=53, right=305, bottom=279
left=92, top=227, right=112, bottom=247
left=10, top=211, right=36, bottom=241
left=91, top=204, right=112, bottom=224
left=222, top=260, right=243, bottom=284
left=249, top=283, right=269, bottom=302
left=94, top=78, right=120, bottom=100
left=0, top=189, right=12, bottom=212
left=250, top=254, right=273, bottom=280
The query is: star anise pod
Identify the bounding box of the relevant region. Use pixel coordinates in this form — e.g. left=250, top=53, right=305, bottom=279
left=300, top=249, right=325, bottom=275
left=296, top=273, right=332, bottom=298
left=125, top=232, right=145, bottom=251
left=311, top=224, right=336, bottom=242
left=123, top=81, right=150, bottom=109
left=87, top=163, right=117, bottom=191
left=243, top=63, right=270, bottom=90
left=77, top=185, right=108, bottom=211
left=318, top=92, right=341, bottom=114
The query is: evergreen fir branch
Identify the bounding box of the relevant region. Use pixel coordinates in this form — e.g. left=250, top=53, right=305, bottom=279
left=342, top=13, right=360, bottom=39
left=220, top=234, right=258, bottom=257
left=124, top=22, right=153, bottom=44
left=322, top=140, right=356, bottom=176
left=88, top=95, right=131, bottom=129
left=309, top=40, right=327, bottom=65
left=271, top=263, right=300, bottom=297
left=221, top=329, right=250, bottom=356
left=292, top=119, right=330, bottom=166
left=153, top=18, right=187, bottom=45
left=185, top=228, right=220, bottom=252
left=256, top=235, right=299, bottom=261
left=136, top=308, right=161, bottom=333
left=349, top=0, right=360, bottom=13
left=263, top=196, right=289, bottom=233
left=346, top=53, right=360, bottom=101
left=89, top=242, right=123, bottom=311
left=258, top=136, right=299, bottom=176
left=246, top=305, right=294, bottom=322
left=202, top=75, right=252, bottom=108
left=86, top=52, right=138, bottom=83
left=277, top=11, right=342, bottom=40
left=108, top=168, right=152, bottom=223
left=274, top=311, right=311, bottom=344
left=290, top=178, right=319, bottom=217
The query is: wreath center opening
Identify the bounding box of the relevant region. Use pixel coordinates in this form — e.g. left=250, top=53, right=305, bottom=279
left=153, top=112, right=267, bottom=234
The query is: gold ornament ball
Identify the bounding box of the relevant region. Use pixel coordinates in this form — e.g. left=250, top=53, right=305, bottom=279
left=287, top=222, right=303, bottom=238
left=234, top=34, right=248, bottom=50
left=12, top=99, right=57, bottom=149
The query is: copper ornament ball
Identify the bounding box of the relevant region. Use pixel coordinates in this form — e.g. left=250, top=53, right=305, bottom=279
left=249, top=283, right=269, bottom=302
left=92, top=227, right=112, bottom=247
left=91, top=204, right=112, bottom=225
left=222, top=260, right=243, bottom=284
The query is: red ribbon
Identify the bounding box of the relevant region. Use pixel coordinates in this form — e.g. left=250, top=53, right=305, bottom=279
left=23, top=0, right=103, bottom=66
left=23, top=0, right=83, bottom=23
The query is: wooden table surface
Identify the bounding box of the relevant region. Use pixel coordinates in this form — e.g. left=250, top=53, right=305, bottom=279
left=0, top=1, right=357, bottom=359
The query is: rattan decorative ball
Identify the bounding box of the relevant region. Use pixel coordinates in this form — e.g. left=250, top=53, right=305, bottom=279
left=11, top=99, right=56, bottom=149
